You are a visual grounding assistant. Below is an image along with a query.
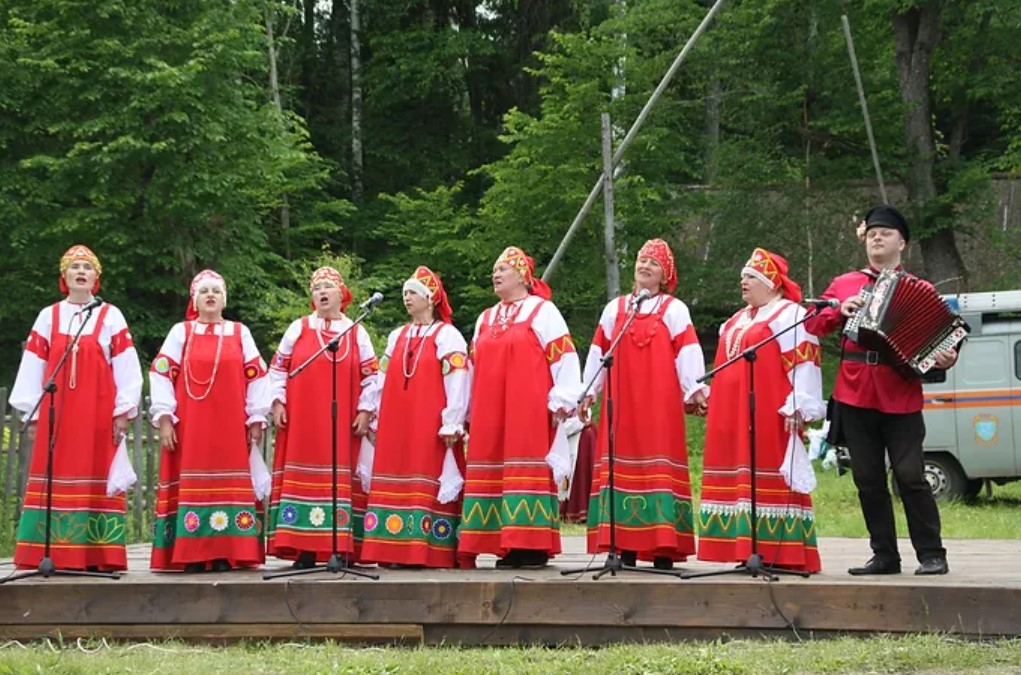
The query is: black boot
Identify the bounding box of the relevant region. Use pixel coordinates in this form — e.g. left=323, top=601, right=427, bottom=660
left=653, top=556, right=673, bottom=571
left=210, top=558, right=232, bottom=572
left=517, top=549, right=549, bottom=569
left=495, top=549, right=523, bottom=569
left=847, top=556, right=901, bottom=576
left=292, top=551, right=317, bottom=569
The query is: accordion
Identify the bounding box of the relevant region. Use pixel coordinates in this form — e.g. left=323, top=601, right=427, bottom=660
left=843, top=269, right=969, bottom=376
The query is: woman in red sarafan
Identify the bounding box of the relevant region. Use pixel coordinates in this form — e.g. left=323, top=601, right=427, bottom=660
left=149, top=270, right=271, bottom=573
left=360, top=266, right=469, bottom=568
left=698, top=248, right=824, bottom=573
left=580, top=239, right=708, bottom=571
left=10, top=245, right=143, bottom=572
left=266, top=267, right=379, bottom=568
left=459, top=246, right=581, bottom=570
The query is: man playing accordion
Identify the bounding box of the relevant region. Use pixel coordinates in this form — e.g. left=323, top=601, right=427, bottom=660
left=805, top=205, right=958, bottom=577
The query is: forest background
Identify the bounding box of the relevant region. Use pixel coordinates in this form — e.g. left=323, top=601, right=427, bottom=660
left=2, top=0, right=1020, bottom=380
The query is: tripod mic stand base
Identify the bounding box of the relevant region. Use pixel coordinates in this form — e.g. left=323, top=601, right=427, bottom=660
left=560, top=551, right=686, bottom=580
left=0, top=556, right=121, bottom=585
left=681, top=553, right=811, bottom=581
left=263, top=553, right=379, bottom=581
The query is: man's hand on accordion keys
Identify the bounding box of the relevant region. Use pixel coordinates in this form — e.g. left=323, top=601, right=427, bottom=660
left=840, top=295, right=865, bottom=318
left=932, top=348, right=958, bottom=370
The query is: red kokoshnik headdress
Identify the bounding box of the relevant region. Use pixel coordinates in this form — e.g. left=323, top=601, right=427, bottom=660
left=403, top=265, right=453, bottom=323
left=494, top=246, right=552, bottom=300
left=637, top=239, right=677, bottom=293
left=58, top=244, right=102, bottom=295
left=742, top=248, right=802, bottom=303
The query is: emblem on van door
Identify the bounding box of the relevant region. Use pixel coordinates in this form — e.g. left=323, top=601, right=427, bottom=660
left=974, top=414, right=999, bottom=445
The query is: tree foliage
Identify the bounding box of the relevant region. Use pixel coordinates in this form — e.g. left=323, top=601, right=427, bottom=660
left=3, top=0, right=1020, bottom=383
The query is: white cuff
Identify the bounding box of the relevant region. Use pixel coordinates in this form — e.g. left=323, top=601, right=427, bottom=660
left=438, top=422, right=465, bottom=437
left=113, top=403, right=139, bottom=420
left=548, top=385, right=581, bottom=413
left=778, top=395, right=826, bottom=422
left=684, top=383, right=709, bottom=403
left=151, top=411, right=179, bottom=428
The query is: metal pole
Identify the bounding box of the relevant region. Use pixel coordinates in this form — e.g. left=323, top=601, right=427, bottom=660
left=841, top=12, right=888, bottom=204
left=543, top=0, right=729, bottom=281
left=601, top=113, right=621, bottom=299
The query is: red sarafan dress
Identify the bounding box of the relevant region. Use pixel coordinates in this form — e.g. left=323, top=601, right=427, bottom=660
left=266, top=315, right=379, bottom=563
left=698, top=298, right=824, bottom=572
left=360, top=322, right=469, bottom=567
left=584, top=294, right=706, bottom=562
left=149, top=321, right=270, bottom=571
left=10, top=301, right=142, bottom=571
left=458, top=296, right=581, bottom=559
left=560, top=425, right=596, bottom=523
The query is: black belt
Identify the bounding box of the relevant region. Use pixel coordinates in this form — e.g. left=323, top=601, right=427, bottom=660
left=842, top=350, right=888, bottom=366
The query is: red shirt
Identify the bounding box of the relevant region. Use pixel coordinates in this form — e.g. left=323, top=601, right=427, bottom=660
left=804, top=267, right=926, bottom=414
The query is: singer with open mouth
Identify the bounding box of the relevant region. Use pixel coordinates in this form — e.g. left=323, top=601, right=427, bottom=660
left=10, top=245, right=143, bottom=573
left=149, top=270, right=271, bottom=573
left=697, top=248, right=824, bottom=574
left=265, top=266, right=380, bottom=570
left=457, top=246, right=581, bottom=570
left=579, top=238, right=708, bottom=572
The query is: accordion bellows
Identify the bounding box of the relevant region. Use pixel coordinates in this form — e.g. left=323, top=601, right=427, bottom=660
left=843, top=269, right=969, bottom=376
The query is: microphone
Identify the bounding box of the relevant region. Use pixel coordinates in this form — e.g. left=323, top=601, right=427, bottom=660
left=631, top=288, right=652, bottom=309
left=359, top=292, right=384, bottom=311
left=804, top=297, right=839, bottom=309
left=77, top=296, right=104, bottom=313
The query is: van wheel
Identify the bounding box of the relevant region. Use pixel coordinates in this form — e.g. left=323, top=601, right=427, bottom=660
left=923, top=455, right=969, bottom=501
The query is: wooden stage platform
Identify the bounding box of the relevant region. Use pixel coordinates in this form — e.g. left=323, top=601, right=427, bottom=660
left=1, top=536, right=1018, bottom=645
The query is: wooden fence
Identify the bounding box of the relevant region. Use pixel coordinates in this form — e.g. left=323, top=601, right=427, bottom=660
left=1, top=386, right=272, bottom=543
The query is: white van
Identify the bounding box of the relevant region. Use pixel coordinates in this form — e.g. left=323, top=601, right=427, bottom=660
left=922, top=290, right=1021, bottom=499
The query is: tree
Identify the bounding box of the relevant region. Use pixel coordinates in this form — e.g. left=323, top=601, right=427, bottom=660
left=891, top=1, right=967, bottom=290
left=0, top=0, right=333, bottom=370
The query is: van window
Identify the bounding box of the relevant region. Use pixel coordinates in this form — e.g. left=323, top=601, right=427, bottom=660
left=1015, top=340, right=1021, bottom=381
left=958, top=340, right=1008, bottom=386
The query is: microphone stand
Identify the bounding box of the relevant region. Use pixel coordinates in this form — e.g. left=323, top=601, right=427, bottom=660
left=561, top=293, right=684, bottom=579
left=1, top=301, right=120, bottom=584
left=265, top=303, right=379, bottom=581
left=682, top=305, right=820, bottom=581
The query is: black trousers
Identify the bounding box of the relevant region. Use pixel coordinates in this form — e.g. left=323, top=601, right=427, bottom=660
left=838, top=402, right=945, bottom=563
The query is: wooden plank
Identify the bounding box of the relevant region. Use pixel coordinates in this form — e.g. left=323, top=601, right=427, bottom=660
left=0, top=623, right=424, bottom=643
left=0, top=578, right=1018, bottom=637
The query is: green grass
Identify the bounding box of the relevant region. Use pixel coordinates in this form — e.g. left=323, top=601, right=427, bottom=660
left=1, top=635, right=1020, bottom=674
left=809, top=463, right=1021, bottom=539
